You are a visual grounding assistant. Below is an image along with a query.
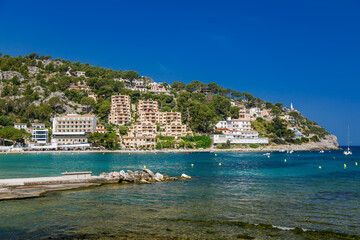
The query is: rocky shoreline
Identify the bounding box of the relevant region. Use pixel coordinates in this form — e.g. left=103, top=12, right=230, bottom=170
left=0, top=169, right=189, bottom=201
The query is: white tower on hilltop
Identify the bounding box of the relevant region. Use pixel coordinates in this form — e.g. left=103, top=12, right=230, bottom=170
left=290, top=103, right=294, bottom=110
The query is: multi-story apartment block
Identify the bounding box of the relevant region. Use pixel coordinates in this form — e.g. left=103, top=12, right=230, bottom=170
left=129, top=122, right=157, bottom=137
left=108, top=95, right=131, bottom=125
left=238, top=105, right=251, bottom=119
left=213, top=117, right=268, bottom=145
left=216, top=118, right=252, bottom=131
left=138, top=100, right=159, bottom=112
left=158, top=112, right=182, bottom=124
left=122, top=136, right=156, bottom=149
left=150, top=85, right=170, bottom=95
left=138, top=111, right=158, bottom=124
left=31, top=123, right=48, bottom=144
left=162, top=121, right=189, bottom=137
left=51, top=114, right=96, bottom=145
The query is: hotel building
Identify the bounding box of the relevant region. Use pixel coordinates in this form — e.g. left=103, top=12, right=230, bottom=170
left=51, top=114, right=96, bottom=145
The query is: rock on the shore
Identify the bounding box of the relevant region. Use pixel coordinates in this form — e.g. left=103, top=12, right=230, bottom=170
left=181, top=174, right=191, bottom=179
left=99, top=169, right=179, bottom=184
left=154, top=173, right=164, bottom=181
left=143, top=169, right=155, bottom=178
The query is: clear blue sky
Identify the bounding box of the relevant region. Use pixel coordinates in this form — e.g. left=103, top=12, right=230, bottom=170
left=0, top=0, right=359, bottom=145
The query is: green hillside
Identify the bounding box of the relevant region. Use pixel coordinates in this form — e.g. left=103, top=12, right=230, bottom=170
left=0, top=53, right=330, bottom=145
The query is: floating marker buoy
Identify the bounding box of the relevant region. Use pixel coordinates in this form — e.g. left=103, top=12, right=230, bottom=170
left=186, top=152, right=189, bottom=155
left=284, top=159, right=287, bottom=162
left=144, top=166, right=146, bottom=169
left=215, top=154, right=217, bottom=156
left=191, top=164, right=194, bottom=167
left=356, top=162, right=358, bottom=166
left=268, top=155, right=270, bottom=158
left=319, top=166, right=322, bottom=169
left=344, top=164, right=347, bottom=169
left=219, top=163, right=221, bottom=166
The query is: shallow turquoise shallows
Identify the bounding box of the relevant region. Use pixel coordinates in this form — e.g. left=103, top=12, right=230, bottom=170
left=0, top=148, right=359, bottom=239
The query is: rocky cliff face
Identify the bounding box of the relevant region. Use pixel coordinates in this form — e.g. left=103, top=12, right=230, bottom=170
left=261, top=134, right=340, bottom=151
left=0, top=70, right=25, bottom=81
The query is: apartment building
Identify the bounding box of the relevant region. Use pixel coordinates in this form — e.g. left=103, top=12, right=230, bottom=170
left=213, top=117, right=268, bottom=145
left=150, top=85, right=169, bottom=94
left=161, top=121, right=189, bottom=137
left=138, top=111, right=158, bottom=123
left=138, top=100, right=159, bottom=112
left=238, top=105, right=251, bottom=119
left=216, top=118, right=252, bottom=131
left=122, top=136, right=156, bottom=149
left=108, top=95, right=131, bottom=125
left=129, top=122, right=157, bottom=137
left=158, top=112, right=181, bottom=124
left=31, top=123, right=48, bottom=144
left=51, top=114, right=96, bottom=145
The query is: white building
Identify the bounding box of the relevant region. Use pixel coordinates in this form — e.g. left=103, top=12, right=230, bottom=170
left=14, top=123, right=27, bottom=130
left=213, top=117, right=268, bottom=145
left=76, top=71, right=86, bottom=77
left=51, top=114, right=97, bottom=145
left=216, top=118, right=252, bottom=131
left=212, top=134, right=269, bottom=144
left=249, top=108, right=262, bottom=119
left=31, top=123, right=48, bottom=144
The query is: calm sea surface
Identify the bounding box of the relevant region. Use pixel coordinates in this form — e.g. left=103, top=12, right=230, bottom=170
left=0, top=148, right=359, bottom=239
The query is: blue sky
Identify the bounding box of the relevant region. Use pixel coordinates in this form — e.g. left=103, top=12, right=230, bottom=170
left=0, top=0, right=359, bottom=145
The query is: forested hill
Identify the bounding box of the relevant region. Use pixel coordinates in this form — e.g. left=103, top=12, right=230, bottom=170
left=0, top=53, right=330, bottom=143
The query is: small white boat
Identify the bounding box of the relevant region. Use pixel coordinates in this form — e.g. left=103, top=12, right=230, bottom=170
left=319, top=150, right=324, bottom=153
left=263, top=153, right=270, bottom=156
left=344, top=149, right=352, bottom=155
left=344, top=126, right=352, bottom=155
left=279, top=149, right=285, bottom=153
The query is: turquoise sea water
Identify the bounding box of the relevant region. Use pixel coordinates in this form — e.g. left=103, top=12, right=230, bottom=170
left=0, top=148, right=359, bottom=239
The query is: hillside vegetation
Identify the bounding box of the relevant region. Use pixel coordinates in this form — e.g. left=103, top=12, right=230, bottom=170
left=0, top=53, right=330, bottom=145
